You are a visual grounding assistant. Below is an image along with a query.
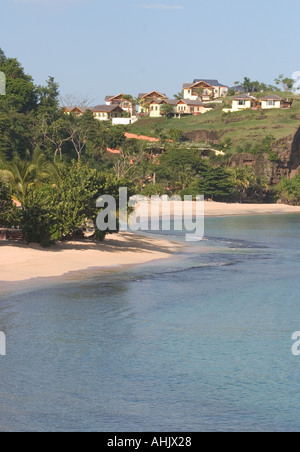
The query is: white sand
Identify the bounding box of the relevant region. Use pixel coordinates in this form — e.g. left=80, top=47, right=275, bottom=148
left=1, top=201, right=300, bottom=284
left=0, top=233, right=178, bottom=283
left=135, top=200, right=300, bottom=218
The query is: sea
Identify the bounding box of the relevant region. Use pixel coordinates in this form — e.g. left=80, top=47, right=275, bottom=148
left=0, top=214, right=300, bottom=432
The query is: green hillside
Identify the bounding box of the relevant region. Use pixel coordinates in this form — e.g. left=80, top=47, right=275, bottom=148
left=129, top=92, right=300, bottom=151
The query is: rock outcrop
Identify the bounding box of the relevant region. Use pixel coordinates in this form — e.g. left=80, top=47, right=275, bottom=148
left=230, top=126, right=300, bottom=185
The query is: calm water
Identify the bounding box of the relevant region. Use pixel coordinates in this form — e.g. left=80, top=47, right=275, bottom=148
left=1, top=215, right=300, bottom=432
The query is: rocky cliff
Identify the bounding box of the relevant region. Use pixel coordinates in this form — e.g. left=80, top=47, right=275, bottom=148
left=230, top=126, right=300, bottom=185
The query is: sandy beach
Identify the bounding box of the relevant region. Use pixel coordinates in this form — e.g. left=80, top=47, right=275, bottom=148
left=0, top=233, right=178, bottom=283
left=203, top=201, right=300, bottom=217
left=135, top=200, right=300, bottom=218
left=1, top=201, right=300, bottom=284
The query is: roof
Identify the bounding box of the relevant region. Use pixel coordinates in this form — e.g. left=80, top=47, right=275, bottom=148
left=64, top=106, right=91, bottom=113
left=179, top=99, right=205, bottom=106
left=105, top=94, right=125, bottom=102
left=93, top=105, right=123, bottom=112
left=167, top=99, right=180, bottom=105
left=138, top=91, right=167, bottom=99
left=149, top=98, right=167, bottom=105
left=260, top=94, right=284, bottom=101
left=232, top=94, right=257, bottom=100
left=125, top=132, right=159, bottom=143
left=183, top=80, right=214, bottom=90
left=193, top=79, right=229, bottom=88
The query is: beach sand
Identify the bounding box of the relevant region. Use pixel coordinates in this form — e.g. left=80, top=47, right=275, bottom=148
left=0, top=233, right=178, bottom=283
left=1, top=201, right=300, bottom=284
left=135, top=200, right=300, bottom=218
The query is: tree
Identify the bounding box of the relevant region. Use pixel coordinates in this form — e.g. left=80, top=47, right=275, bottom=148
left=0, top=148, right=56, bottom=203
left=0, top=53, right=37, bottom=113
left=198, top=166, right=234, bottom=201
left=36, top=76, right=60, bottom=118
left=160, top=103, right=174, bottom=119
left=174, top=91, right=184, bottom=100
left=194, top=87, right=204, bottom=100
left=0, top=180, right=20, bottom=227
left=122, top=94, right=137, bottom=117
left=275, top=74, right=294, bottom=92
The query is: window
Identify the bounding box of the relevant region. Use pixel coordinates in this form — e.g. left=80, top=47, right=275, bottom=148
left=268, top=100, right=275, bottom=107
left=238, top=100, right=245, bottom=106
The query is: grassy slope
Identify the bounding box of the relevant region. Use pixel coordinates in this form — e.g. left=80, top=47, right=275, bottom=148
left=129, top=92, right=300, bottom=150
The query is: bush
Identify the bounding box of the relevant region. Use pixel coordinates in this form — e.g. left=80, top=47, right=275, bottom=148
left=0, top=181, right=21, bottom=228
left=141, top=183, right=166, bottom=197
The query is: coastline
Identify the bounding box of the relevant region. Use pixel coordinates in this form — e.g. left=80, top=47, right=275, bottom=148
left=0, top=232, right=179, bottom=285
left=1, top=201, right=300, bottom=286
left=135, top=200, right=300, bottom=218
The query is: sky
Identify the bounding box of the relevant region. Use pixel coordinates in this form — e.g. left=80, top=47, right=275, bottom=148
left=1, top=0, right=300, bottom=104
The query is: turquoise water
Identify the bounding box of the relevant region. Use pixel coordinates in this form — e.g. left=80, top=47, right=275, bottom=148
left=1, top=215, right=300, bottom=432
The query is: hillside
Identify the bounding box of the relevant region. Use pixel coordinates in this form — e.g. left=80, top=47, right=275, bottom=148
left=129, top=92, right=300, bottom=151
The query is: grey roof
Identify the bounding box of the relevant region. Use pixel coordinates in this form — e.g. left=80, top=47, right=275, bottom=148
left=194, top=79, right=228, bottom=88
left=179, top=99, right=204, bottom=106
left=233, top=94, right=257, bottom=100
left=229, top=85, right=244, bottom=92
left=93, top=105, right=123, bottom=112
left=105, top=95, right=115, bottom=101
left=260, top=94, right=284, bottom=101
left=167, top=99, right=180, bottom=105
left=183, top=83, right=194, bottom=89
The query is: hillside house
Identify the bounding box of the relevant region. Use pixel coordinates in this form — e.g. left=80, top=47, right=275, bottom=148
left=223, top=94, right=259, bottom=113
left=64, top=106, right=91, bottom=116
left=105, top=94, right=134, bottom=115
left=176, top=99, right=207, bottom=115
left=138, top=91, right=168, bottom=115
left=183, top=79, right=228, bottom=101
left=260, top=94, right=292, bottom=110
left=147, top=98, right=208, bottom=117
left=92, top=105, right=124, bottom=121
left=193, top=79, right=229, bottom=98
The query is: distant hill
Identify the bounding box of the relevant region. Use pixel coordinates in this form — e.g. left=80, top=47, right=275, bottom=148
left=129, top=92, right=300, bottom=152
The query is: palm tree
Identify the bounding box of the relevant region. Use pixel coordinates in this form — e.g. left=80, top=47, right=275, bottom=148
left=0, top=148, right=57, bottom=204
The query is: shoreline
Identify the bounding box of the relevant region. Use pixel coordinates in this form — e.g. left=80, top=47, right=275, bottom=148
left=0, top=232, right=180, bottom=286
left=1, top=202, right=300, bottom=287
left=135, top=200, right=300, bottom=218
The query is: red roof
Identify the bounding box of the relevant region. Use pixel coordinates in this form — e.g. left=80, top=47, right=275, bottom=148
left=125, top=132, right=159, bottom=142
left=106, top=148, right=121, bottom=154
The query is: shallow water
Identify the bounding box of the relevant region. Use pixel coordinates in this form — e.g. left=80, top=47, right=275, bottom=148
left=0, top=215, right=300, bottom=432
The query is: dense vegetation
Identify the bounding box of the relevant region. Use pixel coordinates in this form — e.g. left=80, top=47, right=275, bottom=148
left=0, top=49, right=299, bottom=245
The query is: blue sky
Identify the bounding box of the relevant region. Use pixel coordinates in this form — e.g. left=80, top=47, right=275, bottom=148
left=1, top=0, right=299, bottom=104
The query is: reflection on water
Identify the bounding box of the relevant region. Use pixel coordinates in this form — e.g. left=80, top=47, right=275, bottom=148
left=0, top=215, right=300, bottom=431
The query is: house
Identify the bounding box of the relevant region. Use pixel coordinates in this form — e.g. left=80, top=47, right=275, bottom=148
left=260, top=94, right=292, bottom=110
left=64, top=106, right=91, bottom=116
left=183, top=79, right=228, bottom=101
left=193, top=79, right=229, bottom=98
left=105, top=94, right=134, bottom=115
left=147, top=98, right=209, bottom=117
left=223, top=94, right=258, bottom=113
left=176, top=99, right=208, bottom=116
left=148, top=98, right=173, bottom=117
left=93, top=105, right=124, bottom=121
left=138, top=91, right=168, bottom=115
